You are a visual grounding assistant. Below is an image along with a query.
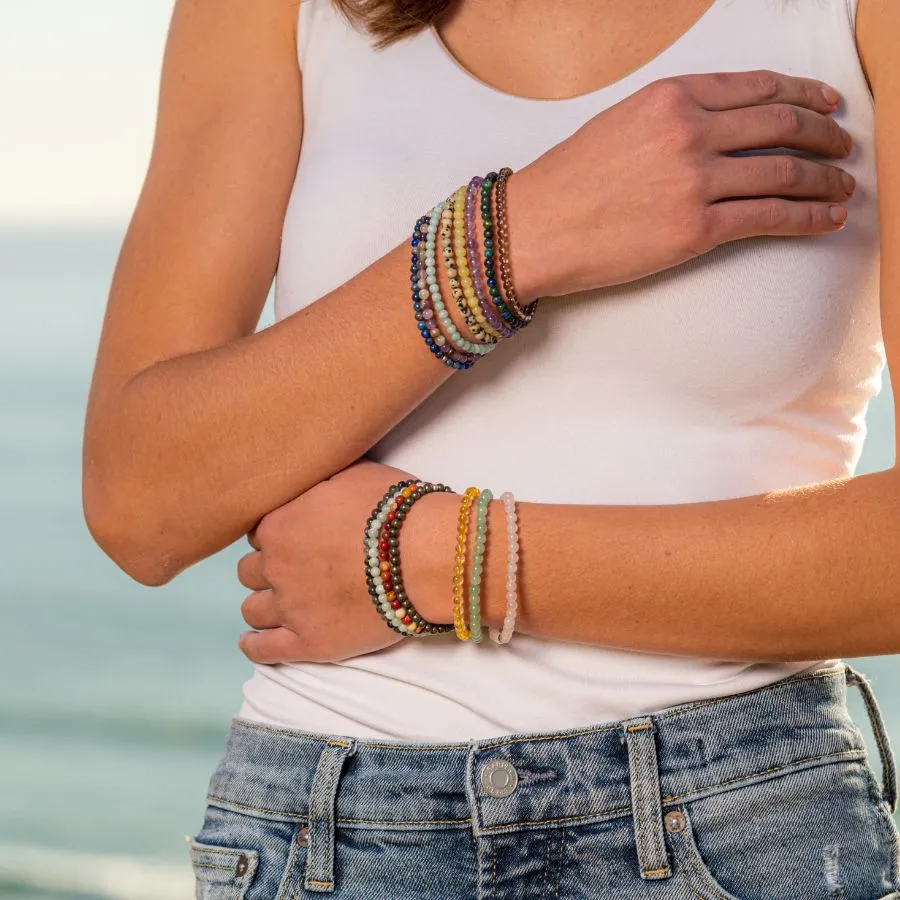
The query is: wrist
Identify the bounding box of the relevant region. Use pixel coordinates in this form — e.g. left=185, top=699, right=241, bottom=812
left=503, top=167, right=556, bottom=302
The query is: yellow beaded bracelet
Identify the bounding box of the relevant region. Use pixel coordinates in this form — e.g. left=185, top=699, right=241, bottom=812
left=453, top=487, right=481, bottom=640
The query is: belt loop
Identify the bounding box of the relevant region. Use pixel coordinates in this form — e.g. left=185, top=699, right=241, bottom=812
left=303, top=738, right=357, bottom=893
left=845, top=663, right=897, bottom=813
left=622, top=715, right=672, bottom=880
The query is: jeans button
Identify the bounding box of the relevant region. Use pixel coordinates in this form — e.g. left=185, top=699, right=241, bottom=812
left=480, top=759, right=519, bottom=798
left=235, top=854, right=249, bottom=876
left=664, top=810, right=686, bottom=834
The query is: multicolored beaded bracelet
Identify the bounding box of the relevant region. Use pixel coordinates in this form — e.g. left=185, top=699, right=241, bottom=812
left=364, top=479, right=455, bottom=636
left=424, top=201, right=493, bottom=358
left=465, top=177, right=515, bottom=340
left=489, top=490, right=519, bottom=645
left=411, top=218, right=476, bottom=370
left=468, top=488, right=493, bottom=644
left=495, top=167, right=540, bottom=324
left=452, top=487, right=480, bottom=641
left=480, top=172, right=529, bottom=331
left=454, top=184, right=497, bottom=342
left=444, top=192, right=497, bottom=346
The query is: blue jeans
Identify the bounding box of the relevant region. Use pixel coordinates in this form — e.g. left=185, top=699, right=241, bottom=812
left=190, top=662, right=900, bottom=899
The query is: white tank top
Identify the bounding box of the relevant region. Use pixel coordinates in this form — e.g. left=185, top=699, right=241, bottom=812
left=239, top=0, right=882, bottom=740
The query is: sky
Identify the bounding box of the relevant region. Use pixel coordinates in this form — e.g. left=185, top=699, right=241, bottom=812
left=2, top=1, right=174, bottom=224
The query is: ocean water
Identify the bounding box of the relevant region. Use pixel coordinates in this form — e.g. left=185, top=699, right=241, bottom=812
left=1, top=225, right=897, bottom=899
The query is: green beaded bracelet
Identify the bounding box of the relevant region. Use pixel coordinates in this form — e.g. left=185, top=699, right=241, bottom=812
left=468, top=488, right=493, bottom=644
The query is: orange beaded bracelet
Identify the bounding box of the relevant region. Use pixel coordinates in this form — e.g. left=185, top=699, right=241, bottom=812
left=452, top=487, right=481, bottom=640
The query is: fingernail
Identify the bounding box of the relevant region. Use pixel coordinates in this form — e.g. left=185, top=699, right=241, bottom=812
left=842, top=130, right=853, bottom=154
left=821, top=84, right=840, bottom=107
left=840, top=171, right=856, bottom=195
left=830, top=205, right=848, bottom=226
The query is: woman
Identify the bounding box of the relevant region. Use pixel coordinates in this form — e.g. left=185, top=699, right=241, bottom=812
left=83, top=0, right=900, bottom=896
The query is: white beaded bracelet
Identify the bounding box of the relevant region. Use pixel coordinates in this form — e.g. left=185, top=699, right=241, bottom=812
left=490, top=490, right=519, bottom=644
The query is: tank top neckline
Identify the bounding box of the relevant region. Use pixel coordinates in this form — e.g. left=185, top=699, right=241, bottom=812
left=426, top=0, right=723, bottom=105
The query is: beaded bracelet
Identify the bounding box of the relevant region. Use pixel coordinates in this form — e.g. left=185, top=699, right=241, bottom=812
left=364, top=479, right=455, bottom=636
left=480, top=172, right=528, bottom=330
left=452, top=487, right=480, bottom=641
left=495, top=167, right=540, bottom=324
left=445, top=190, right=497, bottom=345
left=411, top=218, right=476, bottom=370
left=489, top=490, right=519, bottom=644
left=454, top=184, right=498, bottom=342
left=468, top=488, right=493, bottom=644
left=424, top=201, right=493, bottom=358
left=465, top=178, right=515, bottom=340
left=412, top=167, right=539, bottom=370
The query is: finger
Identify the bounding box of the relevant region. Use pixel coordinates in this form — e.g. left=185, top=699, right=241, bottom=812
left=239, top=627, right=306, bottom=665
left=709, top=199, right=847, bottom=243
left=710, top=104, right=851, bottom=158
left=237, top=550, right=268, bottom=590
left=241, top=591, right=281, bottom=630
left=710, top=156, right=855, bottom=202
left=680, top=70, right=840, bottom=114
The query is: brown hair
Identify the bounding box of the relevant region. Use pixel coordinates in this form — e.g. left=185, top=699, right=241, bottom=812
left=330, top=0, right=453, bottom=48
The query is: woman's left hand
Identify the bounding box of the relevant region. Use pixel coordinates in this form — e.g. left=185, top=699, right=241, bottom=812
left=237, top=459, right=429, bottom=664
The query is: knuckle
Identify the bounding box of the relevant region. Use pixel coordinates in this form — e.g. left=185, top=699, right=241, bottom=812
left=646, top=77, right=692, bottom=111
left=760, top=198, right=788, bottom=229
left=748, top=70, right=780, bottom=100
left=772, top=103, right=801, bottom=135
left=681, top=164, right=710, bottom=204
left=664, top=116, right=703, bottom=152
left=681, top=209, right=715, bottom=255
left=254, top=512, right=279, bottom=546
left=774, top=156, right=801, bottom=189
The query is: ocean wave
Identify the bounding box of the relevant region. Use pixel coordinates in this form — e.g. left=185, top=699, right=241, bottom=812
left=0, top=843, right=194, bottom=900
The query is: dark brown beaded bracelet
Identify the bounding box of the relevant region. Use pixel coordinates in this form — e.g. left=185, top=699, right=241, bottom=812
left=481, top=172, right=529, bottom=331
left=495, top=167, right=540, bottom=324
left=364, top=479, right=454, bottom=637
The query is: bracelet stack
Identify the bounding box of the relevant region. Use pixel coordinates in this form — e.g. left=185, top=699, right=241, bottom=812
left=364, top=480, right=455, bottom=637
left=365, top=479, right=521, bottom=646
left=410, top=168, right=541, bottom=370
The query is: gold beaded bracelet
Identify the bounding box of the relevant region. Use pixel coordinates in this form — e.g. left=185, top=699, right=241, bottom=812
left=452, top=487, right=481, bottom=640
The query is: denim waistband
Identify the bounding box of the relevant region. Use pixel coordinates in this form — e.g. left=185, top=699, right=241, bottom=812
left=207, top=662, right=895, bottom=838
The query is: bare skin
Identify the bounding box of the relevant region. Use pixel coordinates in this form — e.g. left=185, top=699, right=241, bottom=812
left=232, top=0, right=900, bottom=665
left=84, top=0, right=855, bottom=588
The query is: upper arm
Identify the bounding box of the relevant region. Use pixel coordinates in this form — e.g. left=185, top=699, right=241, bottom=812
left=857, top=0, right=900, bottom=464
left=87, top=0, right=303, bottom=410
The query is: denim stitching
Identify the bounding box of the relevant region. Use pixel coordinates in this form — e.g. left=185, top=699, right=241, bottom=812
left=193, top=862, right=241, bottom=871
left=552, top=830, right=567, bottom=898
left=624, top=719, right=670, bottom=878
left=539, top=830, right=553, bottom=897
left=491, top=835, right=498, bottom=898
left=670, top=819, right=737, bottom=900
left=207, top=749, right=863, bottom=830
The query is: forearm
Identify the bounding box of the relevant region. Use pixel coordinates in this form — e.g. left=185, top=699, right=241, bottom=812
left=86, top=241, right=458, bottom=584
left=413, top=468, right=900, bottom=659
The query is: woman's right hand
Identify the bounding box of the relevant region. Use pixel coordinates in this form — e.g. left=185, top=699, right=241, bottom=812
left=507, top=70, right=855, bottom=299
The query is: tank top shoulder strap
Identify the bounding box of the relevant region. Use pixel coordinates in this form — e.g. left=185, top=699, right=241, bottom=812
left=297, top=0, right=365, bottom=74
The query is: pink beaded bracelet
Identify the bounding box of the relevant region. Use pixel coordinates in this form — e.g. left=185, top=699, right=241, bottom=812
left=489, top=490, right=519, bottom=644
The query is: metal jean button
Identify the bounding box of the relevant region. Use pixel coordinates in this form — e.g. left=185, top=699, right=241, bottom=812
left=297, top=825, right=310, bottom=847
left=664, top=810, right=686, bottom=834
left=480, top=759, right=519, bottom=798
left=235, top=853, right=249, bottom=876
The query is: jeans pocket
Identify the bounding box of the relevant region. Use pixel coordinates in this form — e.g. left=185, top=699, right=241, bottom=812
left=664, top=760, right=900, bottom=900
left=189, top=803, right=305, bottom=900
left=187, top=838, right=259, bottom=900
